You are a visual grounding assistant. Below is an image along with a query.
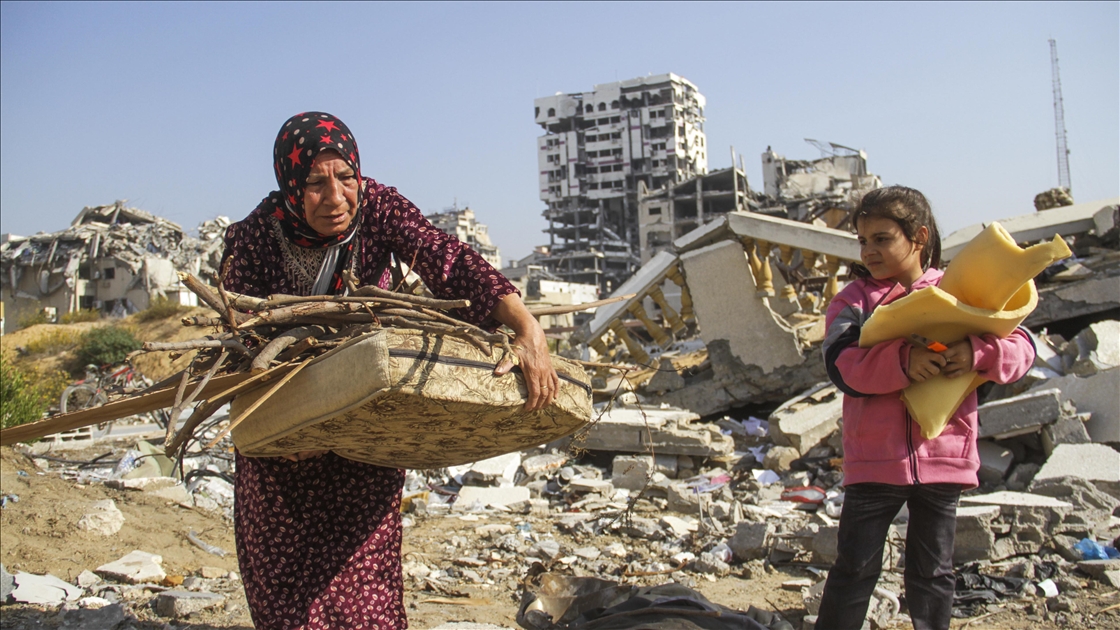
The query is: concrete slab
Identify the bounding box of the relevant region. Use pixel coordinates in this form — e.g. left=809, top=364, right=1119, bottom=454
left=674, top=211, right=860, bottom=261
left=960, top=491, right=1074, bottom=508
left=1035, top=443, right=1120, bottom=497
left=1069, top=320, right=1120, bottom=376
left=456, top=486, right=531, bottom=508
left=585, top=250, right=679, bottom=343
left=11, top=572, right=83, bottom=605
left=680, top=240, right=802, bottom=375
left=95, top=550, right=165, bottom=585
left=1041, top=413, right=1092, bottom=455
left=942, top=197, right=1120, bottom=260
left=769, top=383, right=842, bottom=455
left=1029, top=367, right=1120, bottom=443
left=978, top=389, right=1061, bottom=439
left=953, top=505, right=1001, bottom=564
left=611, top=455, right=653, bottom=490
left=154, top=590, right=225, bottom=618
left=580, top=407, right=733, bottom=456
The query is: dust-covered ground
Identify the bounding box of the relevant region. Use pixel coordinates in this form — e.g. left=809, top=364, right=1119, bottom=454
left=2, top=440, right=1118, bottom=630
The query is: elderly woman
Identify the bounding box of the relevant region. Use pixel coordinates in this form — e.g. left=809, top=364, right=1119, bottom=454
left=222, top=111, right=558, bottom=629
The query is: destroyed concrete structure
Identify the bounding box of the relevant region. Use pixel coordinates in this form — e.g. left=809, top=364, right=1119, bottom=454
left=761, top=141, right=883, bottom=225
left=425, top=204, right=502, bottom=268
left=0, top=201, right=228, bottom=333
left=533, top=73, right=709, bottom=291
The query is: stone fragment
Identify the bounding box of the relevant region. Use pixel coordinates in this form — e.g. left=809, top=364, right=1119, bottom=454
left=811, top=526, right=840, bottom=565
left=520, top=453, right=567, bottom=477
left=104, top=477, right=179, bottom=491
left=977, top=441, right=1014, bottom=484
left=76, top=499, right=125, bottom=536
left=666, top=483, right=700, bottom=514
left=769, top=383, right=842, bottom=455
left=149, top=484, right=193, bottom=505
left=1034, top=443, right=1120, bottom=497
left=1030, top=367, right=1119, bottom=443
left=1077, top=559, right=1120, bottom=580
left=457, top=453, right=521, bottom=487
left=580, top=407, right=733, bottom=456
left=1005, top=463, right=1040, bottom=492
left=529, top=540, right=561, bottom=560
left=691, top=551, right=730, bottom=576
left=620, top=517, right=662, bottom=539
left=953, top=505, right=1002, bottom=564
left=646, top=357, right=686, bottom=394
left=1103, top=571, right=1120, bottom=589
left=154, top=590, right=225, bottom=618
left=1030, top=475, right=1119, bottom=538
left=1068, top=321, right=1120, bottom=376
left=611, top=455, right=653, bottom=490
left=728, top=521, right=774, bottom=561
left=56, top=603, right=128, bottom=629
left=96, top=550, right=166, bottom=584
left=1041, top=413, right=1092, bottom=455
left=11, top=572, right=82, bottom=605
left=75, top=570, right=102, bottom=588
left=977, top=388, right=1061, bottom=439
left=199, top=566, right=226, bottom=579
left=568, top=478, right=614, bottom=495
left=660, top=515, right=698, bottom=537
left=764, top=446, right=800, bottom=472
left=455, top=486, right=530, bottom=509
left=573, top=547, right=601, bottom=560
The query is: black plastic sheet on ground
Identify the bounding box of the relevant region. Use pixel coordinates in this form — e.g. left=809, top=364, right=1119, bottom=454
left=951, top=563, right=1028, bottom=618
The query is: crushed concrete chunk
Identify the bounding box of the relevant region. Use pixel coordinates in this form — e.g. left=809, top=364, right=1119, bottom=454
left=954, top=505, right=1002, bottom=564
left=1030, top=367, right=1119, bottom=443
left=978, top=388, right=1061, bottom=439
left=1068, top=321, right=1120, bottom=376
left=154, top=589, right=225, bottom=618
left=977, top=441, right=1014, bottom=484
left=764, top=445, right=800, bottom=472
left=95, top=550, right=166, bottom=584
left=1034, top=443, right=1120, bottom=497
left=1077, top=559, right=1120, bottom=581
left=76, top=499, right=125, bottom=536
left=728, top=521, right=774, bottom=561
left=11, top=572, right=82, bottom=605
left=611, top=455, right=654, bottom=491
left=456, top=486, right=530, bottom=509
left=1, top=564, right=13, bottom=604
left=581, top=407, right=733, bottom=456
left=768, top=383, right=842, bottom=455
left=1042, top=413, right=1092, bottom=454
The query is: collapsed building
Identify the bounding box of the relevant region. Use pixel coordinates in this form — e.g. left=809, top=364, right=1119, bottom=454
left=0, top=202, right=227, bottom=334
left=424, top=204, right=502, bottom=269
left=533, top=73, right=709, bottom=292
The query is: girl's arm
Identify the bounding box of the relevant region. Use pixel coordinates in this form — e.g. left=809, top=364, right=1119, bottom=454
left=968, top=328, right=1036, bottom=384
left=823, top=297, right=914, bottom=396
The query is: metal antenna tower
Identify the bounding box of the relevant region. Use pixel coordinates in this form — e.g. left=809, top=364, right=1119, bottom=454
left=1049, top=39, right=1071, bottom=191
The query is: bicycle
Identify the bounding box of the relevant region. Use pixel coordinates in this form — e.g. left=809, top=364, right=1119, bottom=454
left=60, top=362, right=171, bottom=438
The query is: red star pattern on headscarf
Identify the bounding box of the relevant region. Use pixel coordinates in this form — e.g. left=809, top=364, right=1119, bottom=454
left=288, top=145, right=303, bottom=166
left=317, top=120, right=339, bottom=133
left=320, top=134, right=333, bottom=144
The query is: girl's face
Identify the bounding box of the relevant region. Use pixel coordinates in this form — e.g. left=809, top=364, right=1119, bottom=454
left=856, top=216, right=928, bottom=289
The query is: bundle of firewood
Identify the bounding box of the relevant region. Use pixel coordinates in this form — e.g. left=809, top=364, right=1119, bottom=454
left=146, top=271, right=516, bottom=461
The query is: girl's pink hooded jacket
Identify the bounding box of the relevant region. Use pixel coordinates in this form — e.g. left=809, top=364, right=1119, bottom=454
left=823, top=268, right=1036, bottom=489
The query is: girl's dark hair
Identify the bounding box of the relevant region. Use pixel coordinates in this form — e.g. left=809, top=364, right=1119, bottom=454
left=848, top=186, right=942, bottom=278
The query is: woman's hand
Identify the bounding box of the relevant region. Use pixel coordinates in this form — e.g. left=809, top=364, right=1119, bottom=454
left=940, top=339, right=974, bottom=379
left=907, top=345, right=947, bottom=383
left=282, top=450, right=329, bottom=462
left=492, top=294, right=560, bottom=412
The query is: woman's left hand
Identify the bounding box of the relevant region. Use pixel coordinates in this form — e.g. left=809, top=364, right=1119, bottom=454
left=492, top=294, right=560, bottom=412
left=282, top=450, right=329, bottom=462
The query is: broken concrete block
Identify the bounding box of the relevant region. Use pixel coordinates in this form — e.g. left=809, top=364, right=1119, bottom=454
left=459, top=453, right=521, bottom=487
left=1103, top=571, right=1120, bottom=589
left=811, top=525, right=839, bottom=565
left=529, top=540, right=561, bottom=561
left=769, top=383, right=842, bottom=455
left=76, top=499, right=125, bottom=536
left=11, top=572, right=83, bottom=605
left=960, top=492, right=1074, bottom=560
left=666, top=483, right=700, bottom=514
left=1069, top=321, right=1120, bottom=376
left=580, top=407, right=733, bottom=456
left=1035, top=443, right=1120, bottom=497
left=154, top=589, right=225, bottom=618
left=1030, top=367, right=1119, bottom=443
left=1077, top=559, right=1120, bottom=581
left=977, top=440, right=1014, bottom=484
left=1030, top=475, right=1120, bottom=538
left=690, top=551, right=731, bottom=576
left=0, top=564, right=13, bottom=604
left=978, top=388, right=1062, bottom=439
left=149, top=484, right=193, bottom=505
left=520, top=453, right=567, bottom=478
left=611, top=455, right=653, bottom=490
left=619, top=516, right=662, bottom=539
left=95, top=550, right=166, bottom=584
left=679, top=240, right=803, bottom=376
left=456, top=486, right=530, bottom=509
left=1042, top=413, right=1092, bottom=455
left=568, top=478, right=614, bottom=495
left=75, top=570, right=102, bottom=588
left=1005, top=463, right=1040, bottom=492
left=646, top=357, right=685, bottom=394
left=953, top=505, right=1002, bottom=564
left=660, top=515, right=698, bottom=538
left=729, top=521, right=774, bottom=561
left=764, top=445, right=800, bottom=472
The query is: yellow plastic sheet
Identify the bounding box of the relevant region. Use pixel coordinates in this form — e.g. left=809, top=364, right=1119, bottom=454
left=858, top=222, right=1072, bottom=439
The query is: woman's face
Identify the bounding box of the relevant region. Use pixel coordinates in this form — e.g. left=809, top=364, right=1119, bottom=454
left=303, top=150, right=360, bottom=236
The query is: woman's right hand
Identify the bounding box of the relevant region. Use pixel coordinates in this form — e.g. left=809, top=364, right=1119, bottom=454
left=907, top=346, right=947, bottom=382
left=282, top=450, right=329, bottom=462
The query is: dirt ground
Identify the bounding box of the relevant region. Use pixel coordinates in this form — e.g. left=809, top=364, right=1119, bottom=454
left=2, top=312, right=1119, bottom=629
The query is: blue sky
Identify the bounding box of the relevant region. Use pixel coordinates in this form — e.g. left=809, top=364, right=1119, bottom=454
left=1, top=2, right=1117, bottom=264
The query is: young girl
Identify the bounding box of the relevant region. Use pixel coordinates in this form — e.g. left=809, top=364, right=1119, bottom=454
left=816, top=186, right=1036, bottom=630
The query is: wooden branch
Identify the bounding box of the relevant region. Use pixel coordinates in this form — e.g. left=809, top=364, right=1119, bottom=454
left=143, top=339, right=251, bottom=355
left=239, top=301, right=365, bottom=328
left=250, top=325, right=325, bottom=374
left=165, top=351, right=228, bottom=445
left=178, top=272, right=248, bottom=325
left=181, top=316, right=224, bottom=327
left=527, top=293, right=637, bottom=317
left=351, top=284, right=470, bottom=310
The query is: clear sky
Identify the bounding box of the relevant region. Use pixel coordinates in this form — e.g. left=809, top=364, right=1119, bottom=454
left=2, top=2, right=1117, bottom=265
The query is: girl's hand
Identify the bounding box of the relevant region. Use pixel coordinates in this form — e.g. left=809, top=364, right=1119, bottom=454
left=941, top=339, right=974, bottom=379
left=908, top=346, right=947, bottom=382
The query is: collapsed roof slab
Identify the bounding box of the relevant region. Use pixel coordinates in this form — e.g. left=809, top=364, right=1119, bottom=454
left=942, top=197, right=1120, bottom=261
left=584, top=250, right=678, bottom=344
left=674, top=211, right=859, bottom=261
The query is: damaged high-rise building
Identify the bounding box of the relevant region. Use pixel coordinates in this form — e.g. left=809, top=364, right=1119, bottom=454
left=425, top=204, right=502, bottom=268
left=533, top=73, right=708, bottom=293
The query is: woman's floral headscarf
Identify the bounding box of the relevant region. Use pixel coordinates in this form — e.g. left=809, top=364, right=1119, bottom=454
left=271, top=111, right=363, bottom=248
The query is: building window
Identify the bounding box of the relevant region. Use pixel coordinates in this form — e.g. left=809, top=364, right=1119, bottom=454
left=612, top=148, right=622, bottom=156
left=649, top=206, right=662, bottom=215
left=612, top=164, right=624, bottom=172
left=598, top=103, right=606, bottom=112
left=589, top=183, right=600, bottom=190
left=79, top=296, right=95, bottom=310
left=586, top=134, right=596, bottom=142
left=611, top=100, right=619, bottom=109
left=611, top=116, right=621, bottom=123
left=585, top=104, right=593, bottom=114
left=535, top=107, right=540, bottom=118
left=548, top=108, right=556, bottom=117
left=611, top=132, right=621, bottom=139
left=103, top=267, right=115, bottom=279
left=586, top=166, right=598, bottom=174
left=598, top=118, right=609, bottom=125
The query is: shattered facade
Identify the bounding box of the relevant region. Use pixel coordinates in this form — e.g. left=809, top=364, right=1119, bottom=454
left=500, top=263, right=600, bottom=332
left=424, top=205, right=502, bottom=268
left=533, top=73, right=708, bottom=292
left=761, top=141, right=883, bottom=226
left=0, top=201, right=227, bottom=334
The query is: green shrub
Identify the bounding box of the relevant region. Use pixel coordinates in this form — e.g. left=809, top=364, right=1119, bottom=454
left=78, top=326, right=141, bottom=366
left=1, top=357, right=47, bottom=429
left=137, top=296, right=189, bottom=322
left=16, top=310, right=51, bottom=329
left=60, top=308, right=101, bottom=324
